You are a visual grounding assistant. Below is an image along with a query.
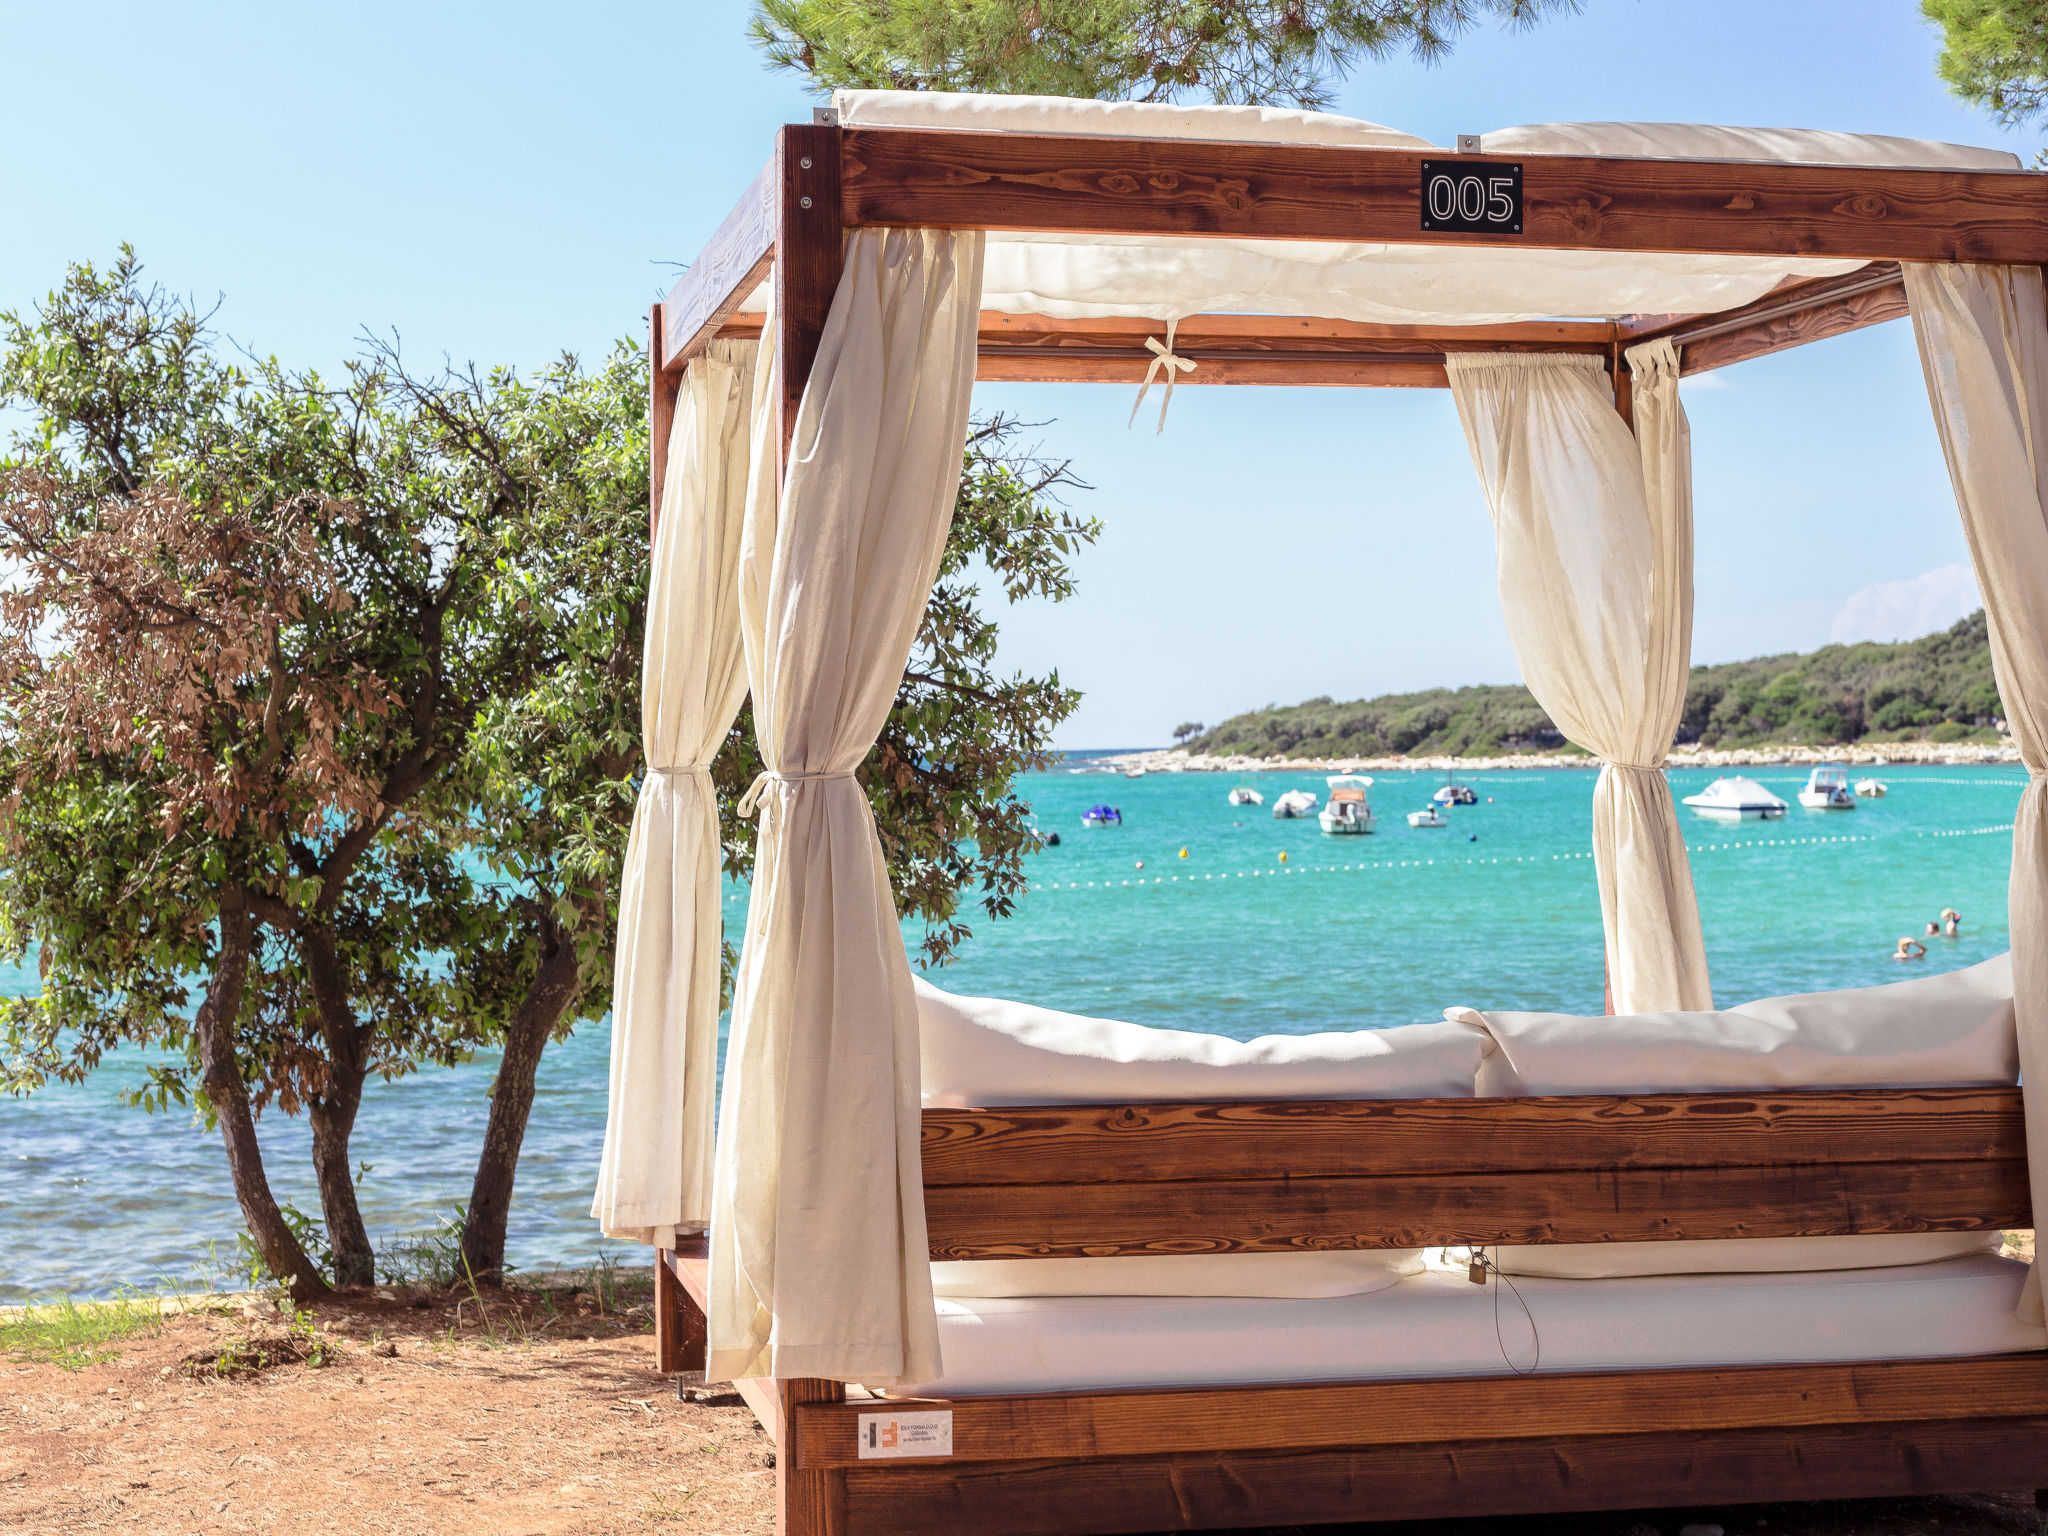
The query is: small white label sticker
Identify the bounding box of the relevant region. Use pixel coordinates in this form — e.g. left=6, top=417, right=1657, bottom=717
left=856, top=1409, right=954, bottom=1459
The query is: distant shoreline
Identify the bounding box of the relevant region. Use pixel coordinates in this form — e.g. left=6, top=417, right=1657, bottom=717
left=1095, top=741, right=2022, bottom=775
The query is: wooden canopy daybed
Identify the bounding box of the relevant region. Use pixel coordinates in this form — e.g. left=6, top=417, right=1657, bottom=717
left=629, top=96, right=2048, bottom=1536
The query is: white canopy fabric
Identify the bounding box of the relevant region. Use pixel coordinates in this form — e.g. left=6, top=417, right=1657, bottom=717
left=1902, top=261, right=2048, bottom=1334
left=591, top=337, right=761, bottom=1248
left=707, top=227, right=985, bottom=1386
left=1445, top=349, right=1710, bottom=1014
left=814, top=92, right=2021, bottom=327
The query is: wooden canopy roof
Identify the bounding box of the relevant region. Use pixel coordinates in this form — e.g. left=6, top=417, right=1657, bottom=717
left=649, top=118, right=2048, bottom=511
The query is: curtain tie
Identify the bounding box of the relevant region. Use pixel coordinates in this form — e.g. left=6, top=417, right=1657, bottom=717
left=1128, top=319, right=1196, bottom=435
left=649, top=764, right=713, bottom=778
left=736, top=768, right=856, bottom=818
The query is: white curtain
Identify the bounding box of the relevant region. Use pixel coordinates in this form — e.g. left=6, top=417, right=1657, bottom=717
left=1903, top=262, right=2048, bottom=1330
left=591, top=339, right=761, bottom=1248
left=1446, top=349, right=1712, bottom=1014
left=707, top=227, right=986, bottom=1385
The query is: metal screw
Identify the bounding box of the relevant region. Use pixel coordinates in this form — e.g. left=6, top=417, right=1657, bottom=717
left=799, top=196, right=813, bottom=209
left=800, top=157, right=813, bottom=170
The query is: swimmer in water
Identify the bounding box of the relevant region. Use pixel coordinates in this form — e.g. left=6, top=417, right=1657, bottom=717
left=1925, top=921, right=1940, bottom=937
left=1895, top=936, right=1927, bottom=961
left=1942, top=907, right=1962, bottom=938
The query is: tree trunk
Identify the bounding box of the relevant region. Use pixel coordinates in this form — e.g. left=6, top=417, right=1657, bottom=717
left=460, top=914, right=584, bottom=1285
left=198, top=893, right=328, bottom=1303
left=304, top=927, right=376, bottom=1288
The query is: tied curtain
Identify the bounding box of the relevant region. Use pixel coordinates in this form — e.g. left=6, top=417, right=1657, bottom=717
left=591, top=338, right=764, bottom=1248
left=1902, top=262, right=2048, bottom=1330
left=1446, top=346, right=1712, bottom=1015
left=707, top=227, right=986, bottom=1385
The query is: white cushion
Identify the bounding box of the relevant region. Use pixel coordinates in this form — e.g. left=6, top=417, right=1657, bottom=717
left=895, top=1256, right=2043, bottom=1397
left=917, top=978, right=1488, bottom=1108
left=1448, top=956, right=2016, bottom=1278
left=931, top=1250, right=1421, bottom=1300
left=1480, top=122, right=2024, bottom=172
left=1453, top=953, right=2016, bottom=1097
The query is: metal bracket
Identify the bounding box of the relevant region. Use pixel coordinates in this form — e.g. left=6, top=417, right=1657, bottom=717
left=812, top=106, right=840, bottom=126
left=1456, top=134, right=1483, bottom=155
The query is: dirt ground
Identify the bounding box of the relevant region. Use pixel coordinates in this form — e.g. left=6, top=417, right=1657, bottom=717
left=2, top=1269, right=2043, bottom=1536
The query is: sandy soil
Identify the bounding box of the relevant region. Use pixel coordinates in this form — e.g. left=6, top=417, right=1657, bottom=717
left=4, top=1263, right=2041, bottom=1536
left=0, top=1281, right=772, bottom=1535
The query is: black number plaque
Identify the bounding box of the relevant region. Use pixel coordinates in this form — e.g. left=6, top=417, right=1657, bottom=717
left=1419, top=160, right=1523, bottom=235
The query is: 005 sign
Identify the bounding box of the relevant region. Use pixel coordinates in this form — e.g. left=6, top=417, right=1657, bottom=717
left=1418, top=161, right=1523, bottom=235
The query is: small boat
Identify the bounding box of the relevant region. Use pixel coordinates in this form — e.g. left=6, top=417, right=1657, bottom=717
left=1855, top=777, right=1888, bottom=799
left=1432, top=770, right=1478, bottom=807
left=1318, top=776, right=1376, bottom=835
left=1407, top=806, right=1448, bottom=828
left=1272, top=789, right=1319, bottom=820
left=1797, top=765, right=1856, bottom=810
left=1681, top=775, right=1787, bottom=821
left=1124, top=768, right=1146, bottom=779
left=1081, top=805, right=1122, bottom=827
left=1227, top=785, right=1264, bottom=808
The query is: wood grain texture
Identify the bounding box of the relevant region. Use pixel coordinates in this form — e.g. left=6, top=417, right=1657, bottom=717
left=648, top=309, right=681, bottom=530
left=655, top=1240, right=708, bottom=1378
left=794, top=1353, right=2048, bottom=1469
left=653, top=1242, right=683, bottom=1376
left=778, top=1379, right=845, bottom=1536
left=920, top=1088, right=2026, bottom=1185
left=840, top=129, right=2048, bottom=262
left=776, top=124, right=844, bottom=466
left=1679, top=276, right=1910, bottom=373
left=1622, top=261, right=1909, bottom=374
left=977, top=354, right=1455, bottom=387
left=660, top=160, right=775, bottom=373
left=835, top=1418, right=2048, bottom=1536
left=922, top=1157, right=2028, bottom=1257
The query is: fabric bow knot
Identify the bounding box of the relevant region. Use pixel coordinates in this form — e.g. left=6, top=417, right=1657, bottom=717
left=1128, top=320, right=1197, bottom=435
left=736, top=768, right=856, bottom=818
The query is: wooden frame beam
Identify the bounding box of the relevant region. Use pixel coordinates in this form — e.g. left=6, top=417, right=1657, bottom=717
left=827, top=1418, right=2048, bottom=1536
left=656, top=159, right=776, bottom=375
left=1633, top=261, right=1910, bottom=374
left=841, top=128, right=2048, bottom=263
left=921, top=1088, right=2028, bottom=1258
left=791, top=1353, right=2048, bottom=1469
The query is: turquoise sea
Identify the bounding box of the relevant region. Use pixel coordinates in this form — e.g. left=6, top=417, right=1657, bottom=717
left=0, top=760, right=2025, bottom=1302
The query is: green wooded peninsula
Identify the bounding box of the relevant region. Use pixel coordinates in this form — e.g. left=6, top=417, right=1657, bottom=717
left=1186, top=612, right=2005, bottom=760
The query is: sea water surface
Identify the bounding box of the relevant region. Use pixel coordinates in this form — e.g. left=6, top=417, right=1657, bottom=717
left=0, top=761, right=2024, bottom=1301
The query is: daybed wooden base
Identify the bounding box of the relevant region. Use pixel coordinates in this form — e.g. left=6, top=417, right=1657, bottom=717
left=655, top=1085, right=2046, bottom=1536
left=660, top=1244, right=2048, bottom=1535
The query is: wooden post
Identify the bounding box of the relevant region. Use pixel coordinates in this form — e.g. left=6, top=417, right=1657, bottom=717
left=779, top=1377, right=846, bottom=1536
left=653, top=1247, right=707, bottom=1378
left=649, top=303, right=684, bottom=535
left=1610, top=340, right=1634, bottom=433
left=774, top=123, right=846, bottom=471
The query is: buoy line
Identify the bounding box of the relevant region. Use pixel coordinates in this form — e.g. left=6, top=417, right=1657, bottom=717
left=1020, top=833, right=1900, bottom=893
left=711, top=821, right=2020, bottom=902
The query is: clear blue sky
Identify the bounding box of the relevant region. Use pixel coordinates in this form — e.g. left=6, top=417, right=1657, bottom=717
left=1, top=1, right=2031, bottom=747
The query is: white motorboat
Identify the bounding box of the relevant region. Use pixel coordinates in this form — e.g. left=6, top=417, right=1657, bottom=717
left=1272, top=789, right=1319, bottom=820
left=1227, top=785, right=1264, bottom=807
left=1318, top=775, right=1376, bottom=835
left=1855, top=777, right=1888, bottom=799
left=1681, top=775, right=1788, bottom=821
left=1797, top=765, right=1856, bottom=810
left=1124, top=767, right=1146, bottom=779
left=1431, top=770, right=1478, bottom=807
left=1407, top=806, right=1448, bottom=828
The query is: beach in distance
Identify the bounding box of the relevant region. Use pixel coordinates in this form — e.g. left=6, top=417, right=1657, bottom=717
left=1109, top=738, right=2020, bottom=775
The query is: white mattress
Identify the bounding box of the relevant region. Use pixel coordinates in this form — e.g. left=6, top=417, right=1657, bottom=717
left=896, top=1255, right=2043, bottom=1397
